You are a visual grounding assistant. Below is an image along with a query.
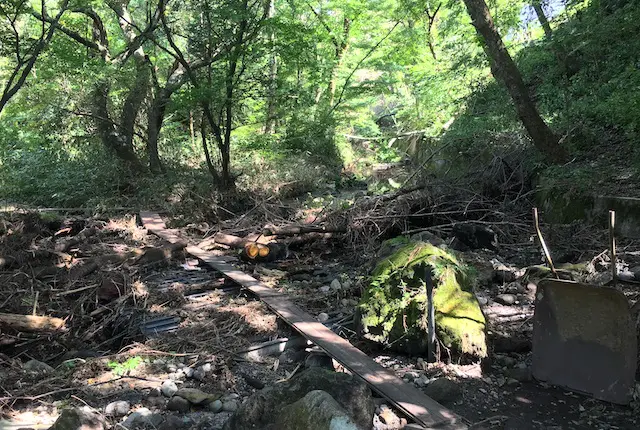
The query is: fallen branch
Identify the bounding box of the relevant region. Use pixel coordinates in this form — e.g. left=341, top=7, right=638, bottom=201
left=263, top=224, right=346, bottom=236
left=0, top=313, right=66, bottom=332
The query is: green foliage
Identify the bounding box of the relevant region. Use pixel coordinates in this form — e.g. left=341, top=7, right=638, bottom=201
left=108, top=356, right=143, bottom=376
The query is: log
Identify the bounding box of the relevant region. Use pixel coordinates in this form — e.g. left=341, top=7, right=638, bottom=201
left=263, top=225, right=346, bottom=236
left=0, top=313, right=66, bottom=332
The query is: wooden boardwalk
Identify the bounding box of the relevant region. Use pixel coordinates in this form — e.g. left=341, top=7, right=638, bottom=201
left=140, top=211, right=467, bottom=429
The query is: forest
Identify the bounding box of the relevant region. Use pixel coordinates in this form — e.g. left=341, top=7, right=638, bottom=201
left=1, top=0, right=639, bottom=429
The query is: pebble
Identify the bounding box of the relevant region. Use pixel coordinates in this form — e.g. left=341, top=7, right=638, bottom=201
left=330, top=279, right=342, bottom=291
left=104, top=400, right=130, bottom=417
left=168, top=372, right=185, bottom=381
left=342, top=280, right=352, bottom=290
left=222, top=400, right=239, bottom=412
left=167, top=364, right=178, bottom=373
left=167, top=396, right=190, bottom=412
left=505, top=367, right=532, bottom=382
left=507, top=378, right=520, bottom=386
left=317, top=312, right=329, bottom=323
left=495, top=294, right=517, bottom=305
left=148, top=388, right=162, bottom=397
left=193, top=367, right=206, bottom=381
left=182, top=367, right=194, bottom=378
left=404, top=371, right=420, bottom=382
left=23, top=359, right=55, bottom=375
left=423, top=378, right=462, bottom=403
left=201, top=363, right=212, bottom=373
left=222, top=393, right=239, bottom=401
left=122, top=408, right=163, bottom=429
left=161, top=380, right=178, bottom=397
left=319, top=285, right=331, bottom=293
left=414, top=375, right=429, bottom=387
left=378, top=404, right=401, bottom=428
left=207, top=400, right=223, bottom=413
left=477, top=296, right=489, bottom=306
left=146, top=396, right=166, bottom=409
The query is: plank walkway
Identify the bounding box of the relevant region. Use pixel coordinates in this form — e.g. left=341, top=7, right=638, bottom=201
left=140, top=211, right=467, bottom=429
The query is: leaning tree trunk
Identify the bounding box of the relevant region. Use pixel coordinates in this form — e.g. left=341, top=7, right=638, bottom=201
left=264, top=0, right=278, bottom=134
left=532, top=1, right=553, bottom=39
left=463, top=0, right=568, bottom=164
left=147, top=87, right=171, bottom=173
left=91, top=82, right=143, bottom=170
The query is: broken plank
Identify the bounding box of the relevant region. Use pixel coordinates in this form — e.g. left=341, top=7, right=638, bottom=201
left=0, top=313, right=66, bottom=332
left=140, top=211, right=467, bottom=429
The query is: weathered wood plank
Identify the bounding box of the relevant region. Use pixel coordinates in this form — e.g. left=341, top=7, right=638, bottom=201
left=140, top=211, right=467, bottom=429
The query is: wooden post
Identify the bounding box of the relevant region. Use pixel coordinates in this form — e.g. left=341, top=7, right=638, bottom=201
left=425, top=267, right=437, bottom=363
left=610, top=210, right=617, bottom=287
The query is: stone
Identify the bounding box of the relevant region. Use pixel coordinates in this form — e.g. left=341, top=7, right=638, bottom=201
left=357, top=241, right=486, bottom=358
left=158, top=415, right=186, bottom=430
left=49, top=407, right=105, bottom=430
left=319, top=286, right=331, bottom=294
left=317, top=313, right=329, bottom=323
left=423, top=378, right=462, bottom=403
left=505, top=367, right=532, bottom=382
left=493, top=269, right=516, bottom=284
left=377, top=404, right=401, bottom=428
left=222, top=393, right=239, bottom=401
left=208, top=400, right=223, bottom=413
left=168, top=372, right=184, bottom=381
left=167, top=396, right=190, bottom=412
left=201, top=363, right=213, bottom=373
left=222, top=400, right=239, bottom=412
left=222, top=368, right=374, bottom=430
left=507, top=378, right=520, bottom=386
left=414, top=375, right=429, bottom=388
left=23, top=359, right=54, bottom=375
left=146, top=396, right=166, bottom=409
left=495, top=294, right=517, bottom=305
left=193, top=367, right=206, bottom=381
left=403, top=371, right=419, bottom=382
left=167, top=364, right=178, bottom=373
left=617, top=270, right=635, bottom=282
left=476, top=296, right=488, bottom=306
left=305, top=352, right=333, bottom=369
left=182, top=367, right=194, bottom=378
left=148, top=388, right=162, bottom=397
left=175, top=388, right=219, bottom=405
left=275, top=390, right=359, bottom=430
left=161, top=380, right=178, bottom=397
left=630, top=266, right=640, bottom=280
left=128, top=409, right=163, bottom=428
left=342, top=280, right=352, bottom=290
left=330, top=279, right=342, bottom=291
left=104, top=400, right=130, bottom=417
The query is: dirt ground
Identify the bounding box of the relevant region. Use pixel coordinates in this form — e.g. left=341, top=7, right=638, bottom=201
left=0, top=200, right=639, bottom=429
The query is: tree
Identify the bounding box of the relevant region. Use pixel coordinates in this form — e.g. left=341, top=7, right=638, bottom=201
left=0, top=0, right=69, bottom=115
left=462, top=0, right=568, bottom=163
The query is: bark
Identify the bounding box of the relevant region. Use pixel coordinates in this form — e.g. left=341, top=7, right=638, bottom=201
left=92, top=82, right=144, bottom=169
left=327, top=18, right=351, bottom=107
left=264, top=0, right=278, bottom=134
left=462, top=0, right=568, bottom=164
left=0, top=313, right=66, bottom=332
left=147, top=87, right=171, bottom=173
left=532, top=1, right=553, bottom=39
left=425, top=3, right=441, bottom=61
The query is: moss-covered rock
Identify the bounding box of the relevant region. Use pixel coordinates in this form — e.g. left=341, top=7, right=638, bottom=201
left=357, top=240, right=487, bottom=358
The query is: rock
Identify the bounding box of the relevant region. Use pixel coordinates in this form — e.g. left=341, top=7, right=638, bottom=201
left=414, top=375, right=430, bottom=388
left=222, top=368, right=374, bottom=430
left=167, top=364, right=178, bottom=373
left=275, top=390, right=359, bottom=430
left=377, top=404, right=401, bottom=428
left=476, top=296, right=488, bottom=306
left=493, top=269, right=516, bottom=284
left=49, top=407, right=105, bottom=430
left=409, top=231, right=445, bottom=247
left=495, top=294, right=517, bottom=305
left=201, top=363, right=213, bottom=373
left=23, top=359, right=54, bottom=375
left=222, top=400, right=239, bottom=412
left=167, top=396, right=190, bottom=412
left=357, top=241, right=487, bottom=358
left=175, top=388, right=219, bottom=405
left=506, top=378, right=520, bottom=386
left=617, top=270, right=635, bottom=282
left=330, top=279, right=342, bottom=291
left=319, top=286, right=331, bottom=294
left=168, top=372, right=184, bottom=381
left=317, top=312, right=329, bottom=323
left=148, top=388, right=162, bottom=397
left=122, top=408, right=163, bottom=429
left=182, top=367, right=194, bottom=378
left=161, top=380, right=178, bottom=397
left=505, top=367, right=532, bottom=382
left=403, top=371, right=419, bottom=382
left=423, top=378, right=462, bottom=403
left=222, top=393, right=239, bottom=401
left=208, top=400, right=223, bottom=413
left=342, top=280, right=352, bottom=290
left=193, top=367, right=206, bottom=381
left=491, top=335, right=531, bottom=353
left=630, top=266, right=640, bottom=280
left=279, top=348, right=306, bottom=365
left=305, top=352, right=333, bottom=369
left=104, top=400, right=130, bottom=417
left=146, top=396, right=166, bottom=409
left=451, top=223, right=497, bottom=250
left=242, top=373, right=265, bottom=389
left=158, top=415, right=186, bottom=430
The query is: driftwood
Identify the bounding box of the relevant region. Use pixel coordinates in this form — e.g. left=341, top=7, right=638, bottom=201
left=0, top=313, right=66, bottom=332
left=55, top=227, right=98, bottom=252
left=263, top=225, right=346, bottom=236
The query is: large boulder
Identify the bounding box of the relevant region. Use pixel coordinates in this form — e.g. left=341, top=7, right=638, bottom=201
left=275, top=390, right=359, bottom=430
left=49, top=407, right=105, bottom=430
left=223, top=368, right=374, bottom=430
left=357, top=239, right=487, bottom=358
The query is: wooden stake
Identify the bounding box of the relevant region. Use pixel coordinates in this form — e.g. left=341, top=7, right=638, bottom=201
left=610, top=210, right=617, bottom=287
left=533, top=208, right=558, bottom=279
left=424, top=267, right=436, bottom=363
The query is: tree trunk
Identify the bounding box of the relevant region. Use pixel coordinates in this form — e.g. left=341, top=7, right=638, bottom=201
left=264, top=0, right=278, bottom=134
left=532, top=1, right=553, bottom=39
left=147, top=88, right=170, bottom=173
left=327, top=18, right=350, bottom=107
left=120, top=61, right=150, bottom=150
left=91, top=82, right=143, bottom=169
left=462, top=0, right=568, bottom=164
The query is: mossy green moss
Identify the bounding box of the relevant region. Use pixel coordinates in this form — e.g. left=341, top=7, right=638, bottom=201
left=358, top=241, right=487, bottom=358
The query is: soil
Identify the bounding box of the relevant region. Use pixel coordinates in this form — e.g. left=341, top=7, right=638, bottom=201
left=0, top=191, right=639, bottom=430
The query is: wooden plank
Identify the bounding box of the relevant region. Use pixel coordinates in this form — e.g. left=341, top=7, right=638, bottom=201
left=140, top=211, right=467, bottom=429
